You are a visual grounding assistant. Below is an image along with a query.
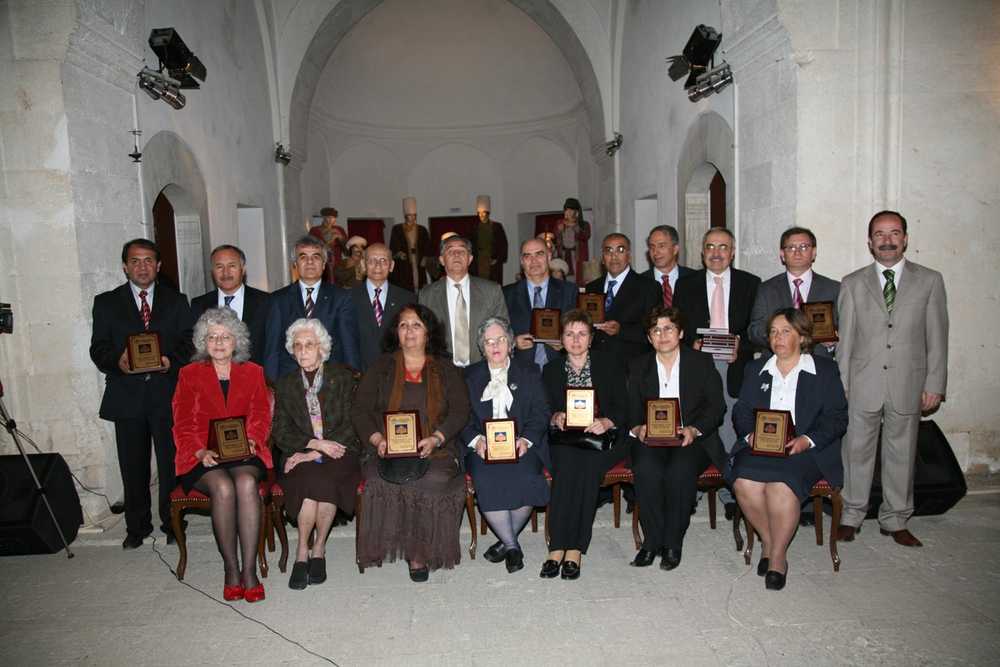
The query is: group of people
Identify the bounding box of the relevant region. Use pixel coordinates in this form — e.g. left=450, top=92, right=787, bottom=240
left=89, top=205, right=947, bottom=601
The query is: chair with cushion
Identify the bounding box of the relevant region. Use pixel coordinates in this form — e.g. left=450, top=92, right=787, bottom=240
left=628, top=464, right=731, bottom=551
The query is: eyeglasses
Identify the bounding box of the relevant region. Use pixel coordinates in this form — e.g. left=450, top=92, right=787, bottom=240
left=602, top=245, right=629, bottom=255
left=782, top=243, right=814, bottom=253
left=650, top=326, right=679, bottom=337
left=704, top=243, right=731, bottom=252
left=483, top=336, right=509, bottom=347
left=366, top=257, right=390, bottom=265
left=206, top=334, right=234, bottom=344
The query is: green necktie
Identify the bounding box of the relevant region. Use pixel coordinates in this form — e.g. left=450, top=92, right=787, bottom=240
left=883, top=269, right=896, bottom=312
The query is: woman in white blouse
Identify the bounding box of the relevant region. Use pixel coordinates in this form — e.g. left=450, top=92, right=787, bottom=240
left=729, top=308, right=848, bottom=590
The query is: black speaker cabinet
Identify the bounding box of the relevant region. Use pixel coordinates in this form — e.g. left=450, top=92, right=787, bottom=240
left=0, top=453, right=83, bottom=555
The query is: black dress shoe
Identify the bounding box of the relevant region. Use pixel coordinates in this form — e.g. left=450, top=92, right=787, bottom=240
left=408, top=566, right=429, bottom=583
left=765, top=566, right=787, bottom=591
left=288, top=561, right=309, bottom=590
left=122, top=533, right=144, bottom=550
left=630, top=548, right=657, bottom=567
left=539, top=559, right=561, bottom=578
left=560, top=560, right=581, bottom=580
left=724, top=502, right=737, bottom=521
left=504, top=548, right=524, bottom=574
left=484, top=540, right=508, bottom=563
left=308, top=557, right=327, bottom=585
left=756, top=557, right=770, bottom=577
left=660, top=548, right=682, bottom=571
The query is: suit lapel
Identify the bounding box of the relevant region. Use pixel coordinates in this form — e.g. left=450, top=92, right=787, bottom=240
left=794, top=368, right=816, bottom=430
left=242, top=289, right=257, bottom=323
left=862, top=265, right=889, bottom=315
left=316, top=283, right=333, bottom=319
left=119, top=283, right=144, bottom=328
left=291, top=282, right=307, bottom=318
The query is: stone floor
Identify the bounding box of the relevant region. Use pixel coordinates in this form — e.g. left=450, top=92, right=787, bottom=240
left=1, top=493, right=998, bottom=666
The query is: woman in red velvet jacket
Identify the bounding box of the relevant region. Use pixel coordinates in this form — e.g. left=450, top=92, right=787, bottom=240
left=173, top=308, right=273, bottom=603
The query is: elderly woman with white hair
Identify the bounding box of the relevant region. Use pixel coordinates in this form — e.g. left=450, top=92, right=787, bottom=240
left=271, top=318, right=363, bottom=591
left=461, top=317, right=551, bottom=573
left=173, top=307, right=273, bottom=603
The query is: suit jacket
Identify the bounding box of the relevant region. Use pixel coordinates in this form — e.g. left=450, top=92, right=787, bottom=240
left=585, top=269, right=661, bottom=361
left=541, top=350, right=629, bottom=432
left=748, top=271, right=840, bottom=356
left=673, top=268, right=761, bottom=397
left=469, top=221, right=508, bottom=283
left=732, top=355, right=848, bottom=487
left=89, top=282, right=195, bottom=421
left=171, top=360, right=273, bottom=476
left=190, top=286, right=270, bottom=366
left=502, top=277, right=579, bottom=367
left=388, top=223, right=432, bottom=291
left=418, top=275, right=509, bottom=365
left=625, top=347, right=726, bottom=470
left=461, top=358, right=552, bottom=469
left=263, top=281, right=361, bottom=380
left=271, top=361, right=362, bottom=465
left=837, top=261, right=948, bottom=414
left=639, top=265, right=696, bottom=296
left=350, top=281, right=416, bottom=372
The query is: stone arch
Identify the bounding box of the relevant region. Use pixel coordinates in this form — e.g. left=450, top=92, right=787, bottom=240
left=676, top=112, right=735, bottom=265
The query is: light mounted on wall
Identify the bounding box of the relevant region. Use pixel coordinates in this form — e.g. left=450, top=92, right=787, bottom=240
left=666, top=24, right=733, bottom=102
left=137, top=28, right=205, bottom=111
left=605, top=132, right=623, bottom=157
left=274, top=143, right=292, bottom=165
left=128, top=129, right=142, bottom=163
left=137, top=67, right=186, bottom=109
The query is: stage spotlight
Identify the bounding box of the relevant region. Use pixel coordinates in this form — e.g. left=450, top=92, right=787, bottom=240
left=136, top=68, right=186, bottom=110
left=148, top=28, right=206, bottom=89
left=274, top=143, right=292, bottom=165
left=666, top=25, right=732, bottom=101
left=686, top=63, right=733, bottom=102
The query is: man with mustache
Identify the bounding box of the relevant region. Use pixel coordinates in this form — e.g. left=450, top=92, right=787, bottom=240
left=836, top=211, right=948, bottom=548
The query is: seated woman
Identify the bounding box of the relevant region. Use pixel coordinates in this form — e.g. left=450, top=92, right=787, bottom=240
left=462, top=317, right=551, bottom=574
left=271, top=318, right=363, bottom=591
left=540, top=309, right=628, bottom=580
left=352, top=304, right=471, bottom=582
left=626, top=306, right=725, bottom=571
left=729, top=308, right=848, bottom=590
left=172, top=308, right=272, bottom=603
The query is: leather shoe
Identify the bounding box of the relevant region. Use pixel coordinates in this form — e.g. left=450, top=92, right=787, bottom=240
left=756, top=557, right=770, bottom=577
left=122, top=533, right=144, bottom=550
left=504, top=548, right=524, bottom=574
left=243, top=583, right=266, bottom=603
left=764, top=568, right=787, bottom=591
left=408, top=566, right=429, bottom=583
left=724, top=502, right=737, bottom=521
left=308, top=557, right=327, bottom=584
left=630, top=548, right=657, bottom=567
left=484, top=540, right=508, bottom=563
left=288, top=561, right=309, bottom=590
left=660, top=548, right=682, bottom=571
left=835, top=524, right=859, bottom=542
left=880, top=528, right=923, bottom=547
left=560, top=560, right=581, bottom=580
left=539, top=559, right=561, bottom=579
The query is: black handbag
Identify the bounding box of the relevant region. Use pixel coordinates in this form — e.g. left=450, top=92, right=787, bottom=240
left=376, top=456, right=430, bottom=485
left=548, top=427, right=617, bottom=452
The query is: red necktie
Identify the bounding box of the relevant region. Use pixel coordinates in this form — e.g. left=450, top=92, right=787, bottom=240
left=792, top=278, right=804, bottom=308
left=661, top=275, right=673, bottom=308
left=373, top=287, right=384, bottom=326
left=139, top=290, right=151, bottom=330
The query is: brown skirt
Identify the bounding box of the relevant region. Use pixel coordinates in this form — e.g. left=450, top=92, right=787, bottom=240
left=281, top=452, right=362, bottom=518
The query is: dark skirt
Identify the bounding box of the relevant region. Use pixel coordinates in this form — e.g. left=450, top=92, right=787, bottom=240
left=465, top=446, right=549, bottom=511
left=281, top=452, right=363, bottom=518
left=178, top=456, right=266, bottom=493
left=729, top=447, right=823, bottom=502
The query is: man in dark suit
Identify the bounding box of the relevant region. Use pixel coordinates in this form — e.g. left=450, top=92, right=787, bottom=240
left=350, top=242, right=415, bottom=371
left=640, top=224, right=695, bottom=306
left=503, top=238, right=578, bottom=370
left=585, top=233, right=661, bottom=361
left=748, top=227, right=840, bottom=358
left=89, top=239, right=194, bottom=549
left=190, top=245, right=270, bottom=365
left=263, top=235, right=361, bottom=380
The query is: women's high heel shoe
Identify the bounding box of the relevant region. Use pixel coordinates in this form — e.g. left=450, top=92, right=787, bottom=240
left=243, top=583, right=266, bottom=603
left=223, top=584, right=245, bottom=601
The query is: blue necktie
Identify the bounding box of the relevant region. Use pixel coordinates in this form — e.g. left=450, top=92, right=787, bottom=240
left=223, top=295, right=235, bottom=309
left=605, top=280, right=617, bottom=312
left=533, top=285, right=547, bottom=368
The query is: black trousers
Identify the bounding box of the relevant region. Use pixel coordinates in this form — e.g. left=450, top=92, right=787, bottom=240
left=114, top=412, right=176, bottom=537
left=632, top=441, right=710, bottom=551
left=548, top=444, right=625, bottom=553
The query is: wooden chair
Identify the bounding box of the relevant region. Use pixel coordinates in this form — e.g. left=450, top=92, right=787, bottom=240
left=628, top=464, right=733, bottom=551
left=264, top=482, right=289, bottom=574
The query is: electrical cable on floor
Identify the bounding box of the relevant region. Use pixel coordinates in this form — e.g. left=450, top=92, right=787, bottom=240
left=149, top=536, right=339, bottom=666
left=725, top=561, right=772, bottom=665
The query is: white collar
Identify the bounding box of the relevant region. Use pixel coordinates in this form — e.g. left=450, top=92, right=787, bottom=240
left=760, top=353, right=816, bottom=378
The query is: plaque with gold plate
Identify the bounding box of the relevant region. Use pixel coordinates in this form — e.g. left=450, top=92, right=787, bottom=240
left=801, top=301, right=838, bottom=343
left=208, top=416, right=252, bottom=463
left=645, top=398, right=682, bottom=447
left=484, top=419, right=518, bottom=464
left=530, top=308, right=562, bottom=344
left=126, top=332, right=167, bottom=373
left=565, top=388, right=596, bottom=429
left=751, top=409, right=794, bottom=457
left=384, top=411, right=421, bottom=458
left=576, top=293, right=606, bottom=324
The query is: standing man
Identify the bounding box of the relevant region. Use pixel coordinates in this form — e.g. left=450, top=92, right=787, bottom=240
left=350, top=242, right=415, bottom=371
left=836, top=211, right=948, bottom=547
left=748, top=227, right=840, bottom=358
left=469, top=195, right=508, bottom=284
left=585, top=233, right=661, bottom=361
left=419, top=235, right=508, bottom=367
left=309, top=207, right=347, bottom=284
left=389, top=196, right=433, bottom=292
left=503, top=238, right=578, bottom=370
left=263, top=235, right=361, bottom=379
left=190, top=244, right=270, bottom=365
left=641, top=224, right=695, bottom=307
left=89, top=239, right=194, bottom=548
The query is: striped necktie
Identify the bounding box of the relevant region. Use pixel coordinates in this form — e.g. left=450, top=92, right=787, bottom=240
left=533, top=285, right=546, bottom=368
left=661, top=275, right=673, bottom=308
left=792, top=278, right=803, bottom=308
left=304, top=287, right=315, bottom=319
left=139, top=290, right=151, bottom=330
left=224, top=295, right=235, bottom=309
left=373, top=287, right=384, bottom=326
left=883, top=269, right=896, bottom=312
left=605, top=280, right=617, bottom=311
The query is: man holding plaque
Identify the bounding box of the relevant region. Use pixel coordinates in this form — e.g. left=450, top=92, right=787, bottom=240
left=836, top=211, right=948, bottom=548
left=503, top=238, right=578, bottom=370
left=748, top=227, right=840, bottom=359
left=640, top=225, right=695, bottom=307
left=89, top=239, right=194, bottom=549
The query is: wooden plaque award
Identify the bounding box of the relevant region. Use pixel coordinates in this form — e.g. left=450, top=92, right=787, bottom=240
left=565, top=388, right=596, bottom=429
left=530, top=308, right=562, bottom=344
left=801, top=301, right=838, bottom=343
left=484, top=419, right=518, bottom=464
left=208, top=416, right=252, bottom=462
left=126, top=332, right=167, bottom=373
left=751, top=409, right=794, bottom=457
left=645, top=398, right=682, bottom=447
left=696, top=327, right=738, bottom=362
left=384, top=411, right=421, bottom=458
left=576, top=293, right=606, bottom=323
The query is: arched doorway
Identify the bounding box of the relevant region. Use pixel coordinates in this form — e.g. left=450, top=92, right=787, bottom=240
left=151, top=191, right=180, bottom=289
left=676, top=112, right=735, bottom=266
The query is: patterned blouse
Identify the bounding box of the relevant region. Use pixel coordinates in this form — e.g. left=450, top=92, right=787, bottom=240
left=565, top=355, right=592, bottom=388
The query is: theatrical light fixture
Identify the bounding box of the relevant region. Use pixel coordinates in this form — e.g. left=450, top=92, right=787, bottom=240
left=605, top=132, right=624, bottom=157
left=686, top=63, right=733, bottom=102
left=666, top=24, right=733, bottom=102
left=137, top=67, right=186, bottom=109
left=274, top=143, right=292, bottom=165
left=148, top=28, right=206, bottom=89
left=128, top=129, right=143, bottom=163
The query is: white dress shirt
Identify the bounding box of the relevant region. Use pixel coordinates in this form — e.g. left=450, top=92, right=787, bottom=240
left=786, top=269, right=813, bottom=303
left=445, top=274, right=471, bottom=362
left=653, top=265, right=681, bottom=292
left=129, top=282, right=155, bottom=310
left=760, top=353, right=816, bottom=447
left=299, top=279, right=322, bottom=306
left=217, top=284, right=245, bottom=320
left=656, top=355, right=681, bottom=400
left=366, top=279, right=388, bottom=311
left=876, top=258, right=905, bottom=290
left=603, top=266, right=631, bottom=298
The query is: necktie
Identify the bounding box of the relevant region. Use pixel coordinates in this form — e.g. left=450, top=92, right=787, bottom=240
left=304, top=287, right=315, bottom=319
left=710, top=276, right=726, bottom=329
left=883, top=269, right=896, bottom=312
left=533, top=285, right=546, bottom=368
left=661, top=274, right=673, bottom=308
left=792, top=278, right=804, bottom=309
left=139, top=290, right=151, bottom=330
left=224, top=295, right=235, bottom=309
left=373, top=287, right=384, bottom=327
left=605, top=280, right=617, bottom=312
left=453, top=283, right=470, bottom=365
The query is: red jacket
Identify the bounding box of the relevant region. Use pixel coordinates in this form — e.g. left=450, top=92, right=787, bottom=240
left=172, top=361, right=273, bottom=476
